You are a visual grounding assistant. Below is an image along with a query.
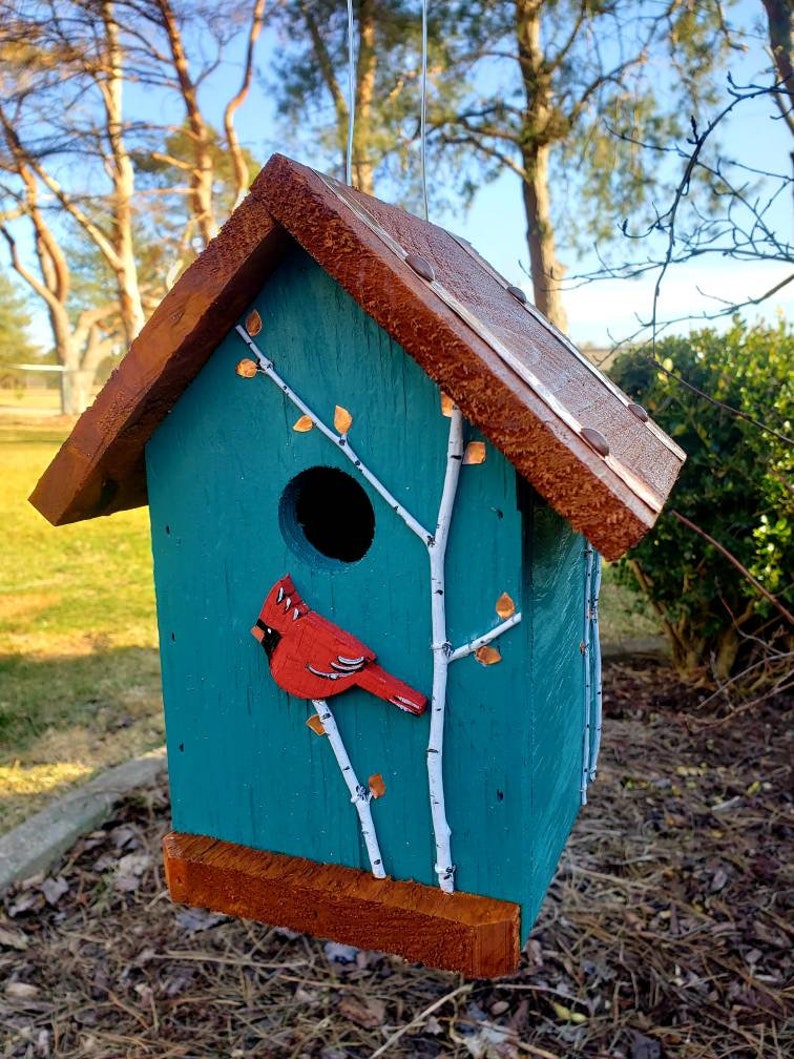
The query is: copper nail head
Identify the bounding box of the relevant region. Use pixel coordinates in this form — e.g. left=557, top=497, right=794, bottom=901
left=405, top=253, right=435, bottom=283
left=507, top=284, right=527, bottom=304
left=581, top=427, right=610, bottom=457
left=627, top=402, right=650, bottom=423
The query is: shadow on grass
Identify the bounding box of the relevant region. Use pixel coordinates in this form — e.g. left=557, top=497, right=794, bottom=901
left=0, top=646, right=164, bottom=831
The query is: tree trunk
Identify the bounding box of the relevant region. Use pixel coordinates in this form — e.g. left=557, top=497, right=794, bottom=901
left=761, top=0, right=794, bottom=184
left=515, top=0, right=568, bottom=331
left=157, top=0, right=216, bottom=245
left=101, top=0, right=146, bottom=345
left=51, top=314, right=84, bottom=415
left=353, top=0, right=377, bottom=196
left=223, top=0, right=267, bottom=207
left=762, top=0, right=794, bottom=112
left=520, top=142, right=568, bottom=331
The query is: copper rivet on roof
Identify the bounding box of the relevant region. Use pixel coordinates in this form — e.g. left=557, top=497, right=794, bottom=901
left=507, top=284, right=527, bottom=304
left=581, top=427, right=610, bottom=457
left=405, top=253, right=435, bottom=283
left=628, top=402, right=649, bottom=423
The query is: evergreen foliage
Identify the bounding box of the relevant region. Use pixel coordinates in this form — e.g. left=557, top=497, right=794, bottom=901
left=610, top=322, right=794, bottom=681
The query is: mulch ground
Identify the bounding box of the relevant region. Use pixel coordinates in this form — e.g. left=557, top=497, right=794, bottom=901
left=2, top=661, right=792, bottom=1059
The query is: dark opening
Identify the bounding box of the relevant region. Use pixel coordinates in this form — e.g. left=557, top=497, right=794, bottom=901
left=280, top=466, right=375, bottom=565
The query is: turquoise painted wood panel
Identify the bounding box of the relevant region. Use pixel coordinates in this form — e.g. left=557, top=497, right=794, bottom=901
left=145, top=242, right=588, bottom=931
left=521, top=494, right=588, bottom=940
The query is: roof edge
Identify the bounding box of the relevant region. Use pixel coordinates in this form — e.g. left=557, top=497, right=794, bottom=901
left=255, top=155, right=679, bottom=560
left=30, top=189, right=288, bottom=525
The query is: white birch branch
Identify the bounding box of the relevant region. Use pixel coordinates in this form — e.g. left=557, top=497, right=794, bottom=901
left=311, top=699, right=386, bottom=879
left=426, top=407, right=464, bottom=893
left=237, top=327, right=525, bottom=894
left=589, top=553, right=603, bottom=783
left=236, top=326, right=432, bottom=543
left=580, top=543, right=594, bottom=805
left=448, top=612, right=523, bottom=662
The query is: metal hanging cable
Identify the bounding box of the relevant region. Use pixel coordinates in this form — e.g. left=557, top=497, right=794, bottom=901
left=420, top=0, right=429, bottom=220
left=346, top=0, right=356, bottom=186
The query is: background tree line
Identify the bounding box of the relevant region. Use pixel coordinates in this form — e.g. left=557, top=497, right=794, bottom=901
left=1, top=0, right=791, bottom=686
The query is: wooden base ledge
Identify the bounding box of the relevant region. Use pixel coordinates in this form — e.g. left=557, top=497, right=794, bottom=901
left=163, top=831, right=520, bottom=978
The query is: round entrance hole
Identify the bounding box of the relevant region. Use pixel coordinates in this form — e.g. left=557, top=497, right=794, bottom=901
left=279, top=466, right=375, bottom=566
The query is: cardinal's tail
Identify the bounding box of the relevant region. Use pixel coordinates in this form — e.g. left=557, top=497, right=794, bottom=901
left=358, top=663, right=427, bottom=716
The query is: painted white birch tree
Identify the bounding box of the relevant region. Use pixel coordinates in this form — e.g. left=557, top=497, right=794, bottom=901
left=236, top=318, right=521, bottom=892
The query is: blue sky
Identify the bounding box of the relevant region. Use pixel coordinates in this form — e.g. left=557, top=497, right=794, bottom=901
left=421, top=0, right=793, bottom=346
left=241, top=0, right=793, bottom=347
left=12, top=0, right=793, bottom=352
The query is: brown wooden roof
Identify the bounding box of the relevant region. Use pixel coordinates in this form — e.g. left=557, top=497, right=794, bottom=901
left=30, top=153, right=684, bottom=560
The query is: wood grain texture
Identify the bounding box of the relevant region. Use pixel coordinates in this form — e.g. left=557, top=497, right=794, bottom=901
left=162, top=831, right=521, bottom=978
left=29, top=152, right=683, bottom=560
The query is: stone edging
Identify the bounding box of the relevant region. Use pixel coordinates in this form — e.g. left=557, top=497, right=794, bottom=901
left=0, top=747, right=168, bottom=891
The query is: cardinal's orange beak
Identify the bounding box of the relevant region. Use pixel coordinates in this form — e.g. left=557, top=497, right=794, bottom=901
left=251, top=625, right=264, bottom=643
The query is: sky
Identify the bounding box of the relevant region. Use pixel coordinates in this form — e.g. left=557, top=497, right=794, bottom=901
left=11, top=0, right=793, bottom=354
left=237, top=0, right=794, bottom=349
left=425, top=0, right=793, bottom=347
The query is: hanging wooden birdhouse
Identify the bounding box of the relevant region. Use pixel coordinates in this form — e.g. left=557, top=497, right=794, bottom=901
left=30, top=154, right=684, bottom=978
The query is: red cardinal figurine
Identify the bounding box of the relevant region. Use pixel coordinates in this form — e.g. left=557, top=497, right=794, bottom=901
left=251, top=575, right=427, bottom=715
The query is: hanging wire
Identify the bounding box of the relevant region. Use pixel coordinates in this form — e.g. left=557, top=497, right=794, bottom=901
left=420, top=0, right=429, bottom=220
left=345, top=0, right=356, bottom=186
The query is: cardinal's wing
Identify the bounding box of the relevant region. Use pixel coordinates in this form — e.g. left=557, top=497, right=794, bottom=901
left=302, top=611, right=376, bottom=679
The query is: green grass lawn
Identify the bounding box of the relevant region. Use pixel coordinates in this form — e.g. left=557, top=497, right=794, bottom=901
left=0, top=418, right=163, bottom=831
left=0, top=417, right=660, bottom=833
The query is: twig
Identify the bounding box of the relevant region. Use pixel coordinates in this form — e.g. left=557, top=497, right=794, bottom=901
left=311, top=699, right=386, bottom=879
left=671, top=510, right=794, bottom=627
left=369, top=983, right=472, bottom=1059
left=447, top=612, right=523, bottom=661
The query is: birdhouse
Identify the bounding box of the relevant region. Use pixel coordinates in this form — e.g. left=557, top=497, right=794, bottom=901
left=31, top=155, right=684, bottom=977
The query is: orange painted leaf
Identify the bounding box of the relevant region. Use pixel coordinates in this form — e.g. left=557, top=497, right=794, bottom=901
left=334, top=405, right=353, bottom=433
left=293, top=414, right=314, bottom=433
left=463, top=441, right=486, bottom=465
left=440, top=392, right=455, bottom=417
left=235, top=359, right=258, bottom=379
left=368, top=773, right=386, bottom=799
left=495, top=592, right=516, bottom=619
left=306, top=715, right=326, bottom=736
left=475, top=645, right=502, bottom=666
left=245, top=309, right=263, bottom=336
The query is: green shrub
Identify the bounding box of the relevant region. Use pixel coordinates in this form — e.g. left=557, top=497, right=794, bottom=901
left=609, top=320, right=794, bottom=681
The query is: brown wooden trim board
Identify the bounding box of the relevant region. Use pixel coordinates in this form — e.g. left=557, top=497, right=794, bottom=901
left=163, top=831, right=521, bottom=978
